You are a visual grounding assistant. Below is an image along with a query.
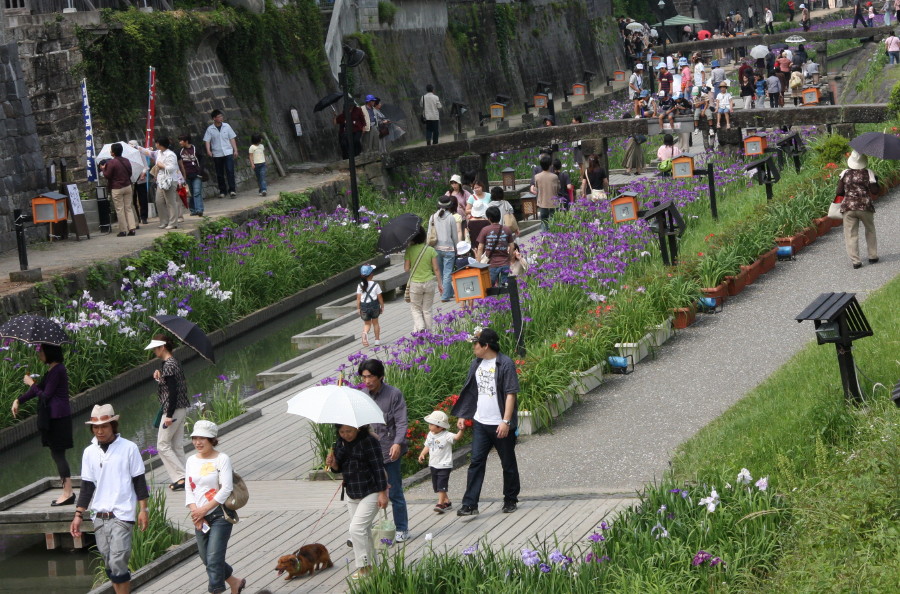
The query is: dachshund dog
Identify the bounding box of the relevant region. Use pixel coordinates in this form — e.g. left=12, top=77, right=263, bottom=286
left=274, top=543, right=333, bottom=580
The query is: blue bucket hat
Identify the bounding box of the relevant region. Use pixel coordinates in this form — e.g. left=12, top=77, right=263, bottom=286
left=678, top=57, right=689, bottom=66
left=711, top=60, right=719, bottom=67
left=365, top=94, right=377, bottom=103
left=360, top=264, right=376, bottom=276
left=640, top=89, right=650, bottom=97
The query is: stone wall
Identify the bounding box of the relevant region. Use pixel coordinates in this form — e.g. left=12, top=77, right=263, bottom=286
left=0, top=10, right=47, bottom=254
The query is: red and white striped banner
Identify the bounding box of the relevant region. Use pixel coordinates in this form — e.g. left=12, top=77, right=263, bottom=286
left=144, top=66, right=156, bottom=148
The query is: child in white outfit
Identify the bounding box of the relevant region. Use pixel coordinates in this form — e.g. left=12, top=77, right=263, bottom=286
left=418, top=410, right=465, bottom=513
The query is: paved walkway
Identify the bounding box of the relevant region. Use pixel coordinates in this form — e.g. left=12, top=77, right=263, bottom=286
left=0, top=169, right=346, bottom=298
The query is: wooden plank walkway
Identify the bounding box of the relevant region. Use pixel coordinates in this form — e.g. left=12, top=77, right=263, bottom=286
left=139, top=479, right=634, bottom=593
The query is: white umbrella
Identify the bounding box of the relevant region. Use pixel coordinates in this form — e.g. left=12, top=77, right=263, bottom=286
left=784, top=35, right=807, bottom=44
left=96, top=142, right=146, bottom=183
left=626, top=22, right=644, bottom=32
left=750, top=45, right=770, bottom=60
left=286, top=385, right=385, bottom=428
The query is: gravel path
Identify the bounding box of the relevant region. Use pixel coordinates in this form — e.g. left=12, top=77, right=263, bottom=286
left=406, top=186, right=900, bottom=501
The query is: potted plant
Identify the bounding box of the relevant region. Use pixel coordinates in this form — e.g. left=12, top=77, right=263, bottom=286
left=664, top=275, right=701, bottom=329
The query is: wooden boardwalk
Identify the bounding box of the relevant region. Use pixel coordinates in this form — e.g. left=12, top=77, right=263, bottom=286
left=140, top=478, right=634, bottom=593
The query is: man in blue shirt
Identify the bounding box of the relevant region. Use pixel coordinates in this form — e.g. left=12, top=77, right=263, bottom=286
left=203, top=109, right=238, bottom=199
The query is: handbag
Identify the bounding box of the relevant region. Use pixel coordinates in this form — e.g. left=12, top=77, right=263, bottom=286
left=218, top=468, right=250, bottom=525
left=378, top=122, right=390, bottom=138
left=827, top=196, right=844, bottom=220
left=152, top=406, right=164, bottom=429
left=426, top=214, right=438, bottom=247
left=372, top=509, right=396, bottom=546
left=404, top=245, right=428, bottom=303
left=584, top=174, right=607, bottom=201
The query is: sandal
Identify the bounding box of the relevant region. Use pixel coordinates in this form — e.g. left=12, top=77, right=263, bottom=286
left=168, top=479, right=185, bottom=491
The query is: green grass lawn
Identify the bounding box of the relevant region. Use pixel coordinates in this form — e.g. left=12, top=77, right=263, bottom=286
left=672, top=274, right=900, bottom=591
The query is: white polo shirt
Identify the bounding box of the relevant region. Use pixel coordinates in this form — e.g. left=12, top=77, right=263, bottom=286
left=203, top=122, right=237, bottom=157
left=80, top=435, right=145, bottom=522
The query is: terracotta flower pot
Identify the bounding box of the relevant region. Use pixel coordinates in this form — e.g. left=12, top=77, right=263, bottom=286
left=759, top=248, right=777, bottom=274
left=725, top=274, right=745, bottom=297
left=740, top=264, right=755, bottom=286
left=672, top=306, right=696, bottom=330
left=701, top=284, right=727, bottom=306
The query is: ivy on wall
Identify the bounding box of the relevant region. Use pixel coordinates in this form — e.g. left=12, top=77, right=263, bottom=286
left=74, top=2, right=328, bottom=129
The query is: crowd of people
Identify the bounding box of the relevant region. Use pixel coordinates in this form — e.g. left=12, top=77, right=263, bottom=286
left=96, top=109, right=270, bottom=236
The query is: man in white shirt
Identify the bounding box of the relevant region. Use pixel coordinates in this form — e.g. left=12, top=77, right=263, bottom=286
left=765, top=7, right=775, bottom=34
left=420, top=84, right=442, bottom=145
left=71, top=405, right=148, bottom=594
left=451, top=328, right=521, bottom=516
left=202, top=109, right=239, bottom=199
left=629, top=64, right=644, bottom=116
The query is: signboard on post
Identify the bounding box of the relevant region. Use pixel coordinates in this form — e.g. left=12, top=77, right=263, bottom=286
left=66, top=183, right=90, bottom=240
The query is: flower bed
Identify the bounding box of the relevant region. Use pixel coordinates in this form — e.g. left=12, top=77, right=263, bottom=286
left=349, top=469, right=786, bottom=592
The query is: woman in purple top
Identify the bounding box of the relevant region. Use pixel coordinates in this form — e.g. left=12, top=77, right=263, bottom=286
left=11, top=343, right=74, bottom=506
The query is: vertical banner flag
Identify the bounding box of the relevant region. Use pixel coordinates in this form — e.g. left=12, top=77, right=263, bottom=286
left=144, top=66, right=157, bottom=149
left=82, top=78, right=97, bottom=182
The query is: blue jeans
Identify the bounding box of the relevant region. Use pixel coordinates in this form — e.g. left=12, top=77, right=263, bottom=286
left=538, top=207, right=555, bottom=232
left=384, top=459, right=408, bottom=532
left=213, top=154, right=236, bottom=194
left=436, top=250, right=456, bottom=300
left=890, top=51, right=900, bottom=65
left=187, top=176, right=203, bottom=214
left=462, top=420, right=520, bottom=508
left=253, top=162, right=267, bottom=193
left=489, top=265, right=510, bottom=287
left=195, top=508, right=234, bottom=594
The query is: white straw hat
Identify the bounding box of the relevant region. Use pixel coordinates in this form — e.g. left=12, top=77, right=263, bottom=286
left=847, top=150, right=868, bottom=170
left=423, top=411, right=450, bottom=429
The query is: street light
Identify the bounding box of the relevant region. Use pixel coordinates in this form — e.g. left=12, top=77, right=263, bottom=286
left=339, top=43, right=366, bottom=223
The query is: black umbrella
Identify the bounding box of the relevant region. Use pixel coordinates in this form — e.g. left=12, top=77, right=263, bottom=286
left=377, top=213, right=423, bottom=255
left=0, top=315, right=71, bottom=346
left=769, top=42, right=788, bottom=50
left=313, top=92, right=344, bottom=113
left=150, top=315, right=215, bottom=363
left=849, top=132, right=900, bottom=160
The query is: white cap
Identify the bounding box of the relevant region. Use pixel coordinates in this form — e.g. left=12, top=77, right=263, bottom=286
left=456, top=240, right=472, bottom=254
left=144, top=339, right=166, bottom=350
left=191, top=420, right=219, bottom=439
left=636, top=63, right=644, bottom=70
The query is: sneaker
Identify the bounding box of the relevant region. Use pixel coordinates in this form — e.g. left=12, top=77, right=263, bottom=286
left=394, top=530, right=408, bottom=542
left=230, top=191, right=237, bottom=198
left=219, top=193, right=225, bottom=199
left=164, top=225, right=178, bottom=230
left=868, top=258, right=879, bottom=264
left=117, top=232, right=126, bottom=237
left=374, top=340, right=380, bottom=346
left=853, top=263, right=863, bottom=269
left=434, top=502, right=452, bottom=513
left=350, top=567, right=371, bottom=580
left=158, top=224, right=167, bottom=229
left=457, top=505, right=479, bottom=517
left=127, top=230, right=136, bottom=236
left=262, top=190, right=267, bottom=197
left=502, top=502, right=517, bottom=513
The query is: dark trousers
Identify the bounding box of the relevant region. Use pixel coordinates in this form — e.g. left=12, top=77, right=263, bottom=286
left=765, top=23, right=774, bottom=34
left=853, top=13, right=869, bottom=28
left=339, top=131, right=362, bottom=159
left=425, top=120, right=440, bottom=145
left=213, top=154, right=236, bottom=195
left=538, top=207, right=555, bottom=232
left=461, top=420, right=520, bottom=508
left=132, top=182, right=148, bottom=222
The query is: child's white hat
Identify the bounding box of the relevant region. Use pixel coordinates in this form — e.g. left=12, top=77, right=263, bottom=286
left=423, top=411, right=450, bottom=429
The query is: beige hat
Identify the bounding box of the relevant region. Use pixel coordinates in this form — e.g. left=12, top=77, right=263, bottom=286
left=471, top=200, right=488, bottom=218
left=847, top=150, right=868, bottom=170
left=423, top=411, right=450, bottom=429
left=85, top=403, right=120, bottom=425
left=191, top=419, right=219, bottom=439
left=449, top=174, right=462, bottom=185
left=144, top=339, right=166, bottom=350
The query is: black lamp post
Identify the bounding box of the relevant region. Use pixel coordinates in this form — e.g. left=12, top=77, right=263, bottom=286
left=339, top=44, right=366, bottom=223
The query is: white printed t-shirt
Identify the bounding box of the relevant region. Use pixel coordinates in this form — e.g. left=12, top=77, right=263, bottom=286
left=425, top=430, right=459, bottom=469
left=80, top=435, right=144, bottom=521
left=185, top=453, right=234, bottom=509
left=473, top=358, right=503, bottom=425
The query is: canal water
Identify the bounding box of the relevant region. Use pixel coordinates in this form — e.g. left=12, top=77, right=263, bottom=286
left=0, top=284, right=351, bottom=592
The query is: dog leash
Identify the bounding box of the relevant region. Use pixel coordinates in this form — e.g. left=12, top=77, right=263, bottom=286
left=306, top=481, right=343, bottom=540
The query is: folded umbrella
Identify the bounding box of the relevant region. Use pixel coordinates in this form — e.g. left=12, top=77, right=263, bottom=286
left=0, top=315, right=71, bottom=346
left=750, top=45, right=770, bottom=59
left=377, top=213, right=423, bottom=255
left=150, top=314, right=215, bottom=363
left=850, top=132, right=900, bottom=160
left=286, top=385, right=385, bottom=428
